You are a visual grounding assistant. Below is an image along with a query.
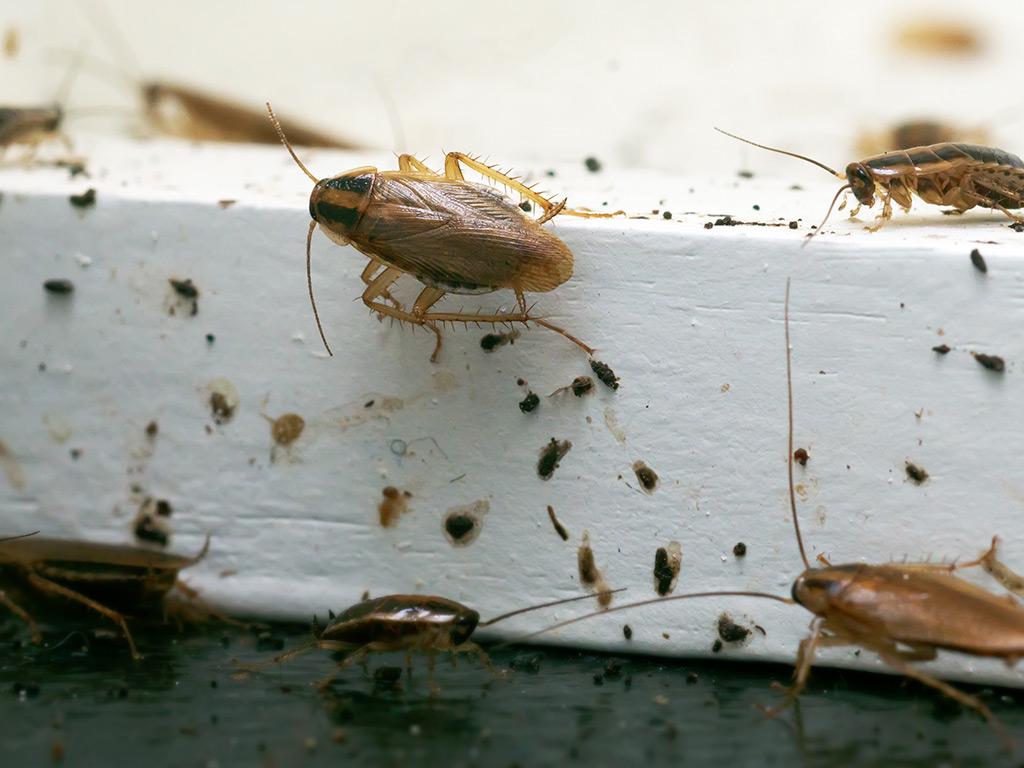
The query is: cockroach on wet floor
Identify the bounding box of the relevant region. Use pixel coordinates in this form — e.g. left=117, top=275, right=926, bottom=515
left=523, top=280, right=1024, bottom=749
left=717, top=127, right=1024, bottom=242
left=251, top=589, right=623, bottom=690
left=0, top=534, right=211, bottom=660
left=267, top=103, right=623, bottom=363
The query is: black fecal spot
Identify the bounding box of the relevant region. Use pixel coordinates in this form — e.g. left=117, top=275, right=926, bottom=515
left=788, top=221, right=798, bottom=229
left=623, top=625, right=633, bottom=640
left=546, top=505, right=569, bottom=541
left=481, top=329, right=519, bottom=352
left=905, top=461, right=929, bottom=485
left=662, top=211, right=673, bottom=220
left=69, top=188, right=96, bottom=208
left=445, top=515, right=474, bottom=541
left=571, top=376, right=593, bottom=396
left=633, top=461, right=658, bottom=492
left=537, top=438, right=572, bottom=480
left=590, top=359, right=619, bottom=390
left=738, top=170, right=754, bottom=179
left=133, top=515, right=169, bottom=547
left=712, top=640, right=723, bottom=653
left=145, top=421, right=159, bottom=439
left=973, top=353, right=1005, bottom=372
left=169, top=278, right=199, bottom=299
left=733, top=542, right=747, bottom=557
left=155, top=499, right=172, bottom=517
left=970, top=248, right=988, bottom=274
left=932, top=344, right=951, bottom=355
left=584, top=156, right=602, bottom=172
left=43, top=279, right=74, bottom=295
left=717, top=614, right=751, bottom=643
left=443, top=499, right=490, bottom=548
left=653, top=548, right=674, bottom=595
left=205, top=333, right=216, bottom=345
left=519, top=391, right=540, bottom=413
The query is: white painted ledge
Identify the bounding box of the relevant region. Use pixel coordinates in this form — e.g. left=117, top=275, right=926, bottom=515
left=2, top=136, right=1023, bottom=688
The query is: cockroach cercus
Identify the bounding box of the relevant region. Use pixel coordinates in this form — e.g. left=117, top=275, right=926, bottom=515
left=250, top=588, right=624, bottom=690
left=0, top=534, right=211, bottom=660
left=521, top=280, right=1024, bottom=749
left=267, top=103, right=624, bottom=363
left=717, top=127, right=1024, bottom=242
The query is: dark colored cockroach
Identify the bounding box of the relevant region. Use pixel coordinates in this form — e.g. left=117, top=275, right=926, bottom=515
left=0, top=535, right=210, bottom=660
left=856, top=120, right=989, bottom=158
left=268, top=103, right=622, bottom=363
left=522, top=280, right=1024, bottom=748
left=717, top=128, right=1024, bottom=242
left=255, top=589, right=624, bottom=690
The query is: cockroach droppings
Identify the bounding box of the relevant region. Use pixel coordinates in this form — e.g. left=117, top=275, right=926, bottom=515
left=970, top=248, right=988, bottom=274
left=662, top=211, right=673, bottom=220
left=717, top=614, right=751, bottom=644
left=584, top=156, right=602, bottom=173
left=169, top=278, right=200, bottom=316
left=43, top=279, right=74, bottom=295
left=133, top=498, right=172, bottom=547
left=932, top=344, right=951, bottom=355
left=733, top=542, right=747, bottom=557
left=623, top=624, right=633, bottom=640
left=378, top=486, right=412, bottom=528
left=590, top=359, right=619, bottom=390
left=208, top=379, right=239, bottom=424
left=537, top=438, right=572, bottom=480
left=571, top=376, right=594, bottom=396
left=69, top=188, right=96, bottom=209
left=578, top=532, right=613, bottom=607
left=519, top=391, right=540, bottom=413
left=905, top=461, right=929, bottom=485
left=633, top=461, right=658, bottom=493
left=442, top=499, right=488, bottom=547
left=653, top=541, right=682, bottom=596
left=546, top=505, right=569, bottom=541
left=271, top=413, right=305, bottom=447
left=480, top=329, right=520, bottom=351
left=793, top=448, right=809, bottom=466
left=973, top=353, right=1005, bottom=372
left=145, top=421, right=159, bottom=439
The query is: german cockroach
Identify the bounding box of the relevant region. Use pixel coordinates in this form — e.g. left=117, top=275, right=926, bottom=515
left=522, top=280, right=1024, bottom=747
left=0, top=52, right=85, bottom=161
left=0, top=535, right=210, bottom=660
left=267, top=103, right=622, bottom=363
left=716, top=128, right=1024, bottom=242
left=856, top=120, right=989, bottom=158
left=252, top=589, right=624, bottom=690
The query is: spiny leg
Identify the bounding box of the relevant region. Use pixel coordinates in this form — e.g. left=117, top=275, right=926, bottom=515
left=397, top=154, right=441, bottom=176
left=961, top=178, right=1024, bottom=223
left=0, top=589, right=41, bottom=643
left=411, top=286, right=447, bottom=362
left=761, top=618, right=823, bottom=717
left=26, top=572, right=140, bottom=660
left=361, top=259, right=401, bottom=309
left=866, top=188, right=894, bottom=232
left=443, top=152, right=624, bottom=218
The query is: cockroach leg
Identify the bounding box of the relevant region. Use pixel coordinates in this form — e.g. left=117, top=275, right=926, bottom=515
left=360, top=259, right=402, bottom=309
left=0, top=589, right=42, bottom=643
left=25, top=572, right=141, bottom=660
left=761, top=618, right=824, bottom=717
left=397, top=154, right=441, bottom=176
left=866, top=189, right=894, bottom=232
left=453, top=640, right=500, bottom=677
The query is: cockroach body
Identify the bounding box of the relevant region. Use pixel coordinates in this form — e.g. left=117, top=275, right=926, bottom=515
left=0, top=535, right=210, bottom=659
left=0, top=105, right=64, bottom=152
left=856, top=119, right=989, bottom=158
left=717, top=128, right=1024, bottom=240
left=526, top=280, right=1024, bottom=747
left=267, top=103, right=621, bottom=363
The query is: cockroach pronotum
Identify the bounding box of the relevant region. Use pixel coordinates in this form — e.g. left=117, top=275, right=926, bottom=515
left=521, top=280, right=1024, bottom=748
left=0, top=534, right=211, bottom=660
left=716, top=127, right=1024, bottom=242
left=250, top=589, right=624, bottom=690
left=267, top=103, right=623, bottom=363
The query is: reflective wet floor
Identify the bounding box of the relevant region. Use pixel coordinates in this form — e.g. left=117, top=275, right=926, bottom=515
left=1, top=620, right=1020, bottom=768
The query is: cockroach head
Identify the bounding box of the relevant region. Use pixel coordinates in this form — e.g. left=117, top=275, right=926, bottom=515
left=309, top=169, right=376, bottom=243
left=450, top=607, right=480, bottom=645
left=791, top=565, right=859, bottom=614
left=844, top=162, right=875, bottom=206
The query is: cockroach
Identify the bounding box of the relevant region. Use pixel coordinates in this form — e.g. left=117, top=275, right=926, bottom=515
left=856, top=120, right=989, bottom=158
left=716, top=127, right=1024, bottom=242
left=253, top=589, right=624, bottom=690
left=0, top=51, right=85, bottom=160
left=267, top=103, right=623, bottom=363
left=0, top=535, right=210, bottom=660
left=521, top=279, right=1024, bottom=748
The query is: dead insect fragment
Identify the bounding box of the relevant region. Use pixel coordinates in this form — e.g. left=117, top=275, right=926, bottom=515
left=970, top=248, right=988, bottom=274
left=546, top=505, right=569, bottom=541
left=632, top=461, right=658, bottom=493
left=43, top=279, right=74, bottom=295
left=537, top=438, right=572, bottom=480
left=69, top=188, right=96, bottom=209
left=973, top=352, right=1005, bottom=372
left=590, top=359, right=619, bottom=390
left=519, top=392, right=540, bottom=414
left=905, top=461, right=929, bottom=485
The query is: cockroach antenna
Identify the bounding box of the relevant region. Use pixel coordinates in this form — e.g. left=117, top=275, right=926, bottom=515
left=714, top=128, right=842, bottom=179
left=266, top=102, right=318, bottom=183
left=477, top=588, right=628, bottom=628
left=801, top=184, right=851, bottom=248
left=784, top=278, right=810, bottom=569
left=0, top=531, right=39, bottom=543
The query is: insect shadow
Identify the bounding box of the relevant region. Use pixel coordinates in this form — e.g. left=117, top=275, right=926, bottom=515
left=717, top=127, right=1024, bottom=243
left=267, top=103, right=624, bottom=363
left=519, top=279, right=1024, bottom=750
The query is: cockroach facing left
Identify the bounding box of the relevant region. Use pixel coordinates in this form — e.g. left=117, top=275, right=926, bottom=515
left=267, top=103, right=622, bottom=363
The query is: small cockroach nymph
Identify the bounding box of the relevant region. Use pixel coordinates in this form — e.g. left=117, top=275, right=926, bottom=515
left=251, top=589, right=624, bottom=690
left=0, top=52, right=85, bottom=162
left=522, top=280, right=1024, bottom=749
left=0, top=535, right=211, bottom=660
left=717, top=127, right=1024, bottom=242
left=267, top=103, right=623, bottom=363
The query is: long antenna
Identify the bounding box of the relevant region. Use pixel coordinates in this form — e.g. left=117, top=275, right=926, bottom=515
left=508, top=590, right=795, bottom=645
left=479, top=588, right=627, bottom=628
left=801, top=184, right=850, bottom=248
left=0, top=531, right=39, bottom=543
left=306, top=220, right=332, bottom=356
left=785, top=279, right=811, bottom=569
left=715, top=128, right=842, bottom=179
left=266, top=102, right=318, bottom=183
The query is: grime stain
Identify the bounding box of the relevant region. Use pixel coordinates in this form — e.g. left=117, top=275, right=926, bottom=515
left=43, top=279, right=74, bottom=295
left=590, top=359, right=619, bottom=390
left=653, top=541, right=682, bottom=595
left=326, top=395, right=405, bottom=432
left=793, top=448, right=809, bottom=466
left=442, top=499, right=489, bottom=547
left=973, top=353, right=1005, bottom=373
left=970, top=248, right=988, bottom=274
left=378, top=486, right=412, bottom=527
left=905, top=461, right=929, bottom=485
left=603, top=407, right=627, bottom=444
left=519, top=391, right=540, bottom=413
left=546, top=505, right=569, bottom=541
left=717, top=613, right=752, bottom=644
left=633, top=461, right=658, bottom=493
left=145, top=421, right=159, bottom=439
left=69, top=188, right=96, bottom=209
left=932, top=344, right=951, bottom=355
left=133, top=497, right=173, bottom=547
left=0, top=439, right=27, bottom=490
left=168, top=278, right=200, bottom=316
left=208, top=379, right=240, bottom=424
left=537, top=438, right=572, bottom=480
left=43, top=414, right=72, bottom=443
left=578, top=531, right=613, bottom=607
left=480, top=330, right=520, bottom=351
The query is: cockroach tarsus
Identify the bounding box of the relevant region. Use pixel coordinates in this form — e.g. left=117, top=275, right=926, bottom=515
left=520, top=279, right=1024, bottom=749
left=266, top=103, right=622, bottom=363
left=717, top=128, right=1024, bottom=242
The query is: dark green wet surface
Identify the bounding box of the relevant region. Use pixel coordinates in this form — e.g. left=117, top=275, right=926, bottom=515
left=2, top=618, right=1022, bottom=768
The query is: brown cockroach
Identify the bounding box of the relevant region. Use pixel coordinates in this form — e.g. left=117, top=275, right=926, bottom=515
left=0, top=534, right=210, bottom=660
left=267, top=103, right=622, bottom=363
left=254, top=588, right=624, bottom=689
left=856, top=119, right=989, bottom=159
left=0, top=51, right=85, bottom=161
left=716, top=127, right=1024, bottom=241
left=522, top=279, right=1024, bottom=747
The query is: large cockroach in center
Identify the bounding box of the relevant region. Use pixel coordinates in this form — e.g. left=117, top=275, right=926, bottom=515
left=717, top=127, right=1024, bottom=243
left=0, top=534, right=213, bottom=660
left=522, top=280, right=1024, bottom=749
left=251, top=588, right=623, bottom=690
left=267, top=103, right=622, bottom=363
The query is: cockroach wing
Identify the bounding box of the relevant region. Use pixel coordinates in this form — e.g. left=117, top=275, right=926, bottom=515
left=351, top=175, right=573, bottom=294
left=833, top=566, right=1024, bottom=658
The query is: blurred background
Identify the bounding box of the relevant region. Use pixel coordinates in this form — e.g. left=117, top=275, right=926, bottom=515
left=1, top=0, right=1017, bottom=175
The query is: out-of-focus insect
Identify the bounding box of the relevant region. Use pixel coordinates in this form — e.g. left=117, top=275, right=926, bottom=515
left=521, top=279, right=1024, bottom=748
left=252, top=588, right=624, bottom=690
left=0, top=51, right=86, bottom=161
left=267, top=103, right=622, bottom=363
left=0, top=535, right=210, bottom=660
left=716, top=127, right=1024, bottom=242
left=856, top=120, right=989, bottom=158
